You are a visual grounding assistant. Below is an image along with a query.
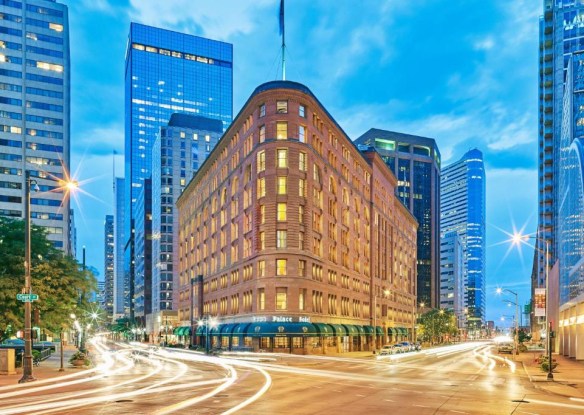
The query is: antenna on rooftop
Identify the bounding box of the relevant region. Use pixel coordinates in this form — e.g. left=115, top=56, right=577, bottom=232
left=279, top=0, right=286, bottom=80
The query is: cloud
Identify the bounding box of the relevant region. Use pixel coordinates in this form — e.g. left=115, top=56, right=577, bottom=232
left=473, top=36, right=495, bottom=51
left=72, top=125, right=124, bottom=157
left=127, top=0, right=274, bottom=41
left=80, top=0, right=114, bottom=13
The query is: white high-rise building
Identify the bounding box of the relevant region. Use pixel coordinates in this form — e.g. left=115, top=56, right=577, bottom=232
left=0, top=0, right=71, bottom=252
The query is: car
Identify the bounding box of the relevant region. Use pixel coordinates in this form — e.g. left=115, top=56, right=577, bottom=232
left=413, top=342, right=422, bottom=351
left=497, top=341, right=514, bottom=354
left=379, top=345, right=398, bottom=356
left=399, top=341, right=414, bottom=352
left=392, top=343, right=407, bottom=353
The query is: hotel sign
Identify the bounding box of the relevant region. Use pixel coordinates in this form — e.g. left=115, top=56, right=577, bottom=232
left=534, top=288, right=546, bottom=317
left=252, top=315, right=312, bottom=323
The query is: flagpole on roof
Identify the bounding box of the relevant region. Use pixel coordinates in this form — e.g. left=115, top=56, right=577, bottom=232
left=279, top=0, right=286, bottom=80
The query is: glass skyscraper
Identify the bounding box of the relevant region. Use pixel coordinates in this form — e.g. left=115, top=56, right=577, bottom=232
left=440, top=149, right=486, bottom=332
left=0, top=0, right=71, bottom=252
left=355, top=129, right=441, bottom=309
left=104, top=214, right=114, bottom=318
left=124, top=23, right=233, bottom=317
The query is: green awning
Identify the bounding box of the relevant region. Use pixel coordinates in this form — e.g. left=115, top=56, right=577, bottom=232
left=195, top=325, right=205, bottom=336
left=375, top=326, right=383, bottom=335
left=388, top=327, right=397, bottom=335
left=173, top=327, right=181, bottom=335
left=209, top=325, right=221, bottom=336
left=401, top=327, right=409, bottom=335
left=354, top=325, right=364, bottom=336
left=220, top=324, right=237, bottom=336
left=342, top=324, right=359, bottom=336
left=313, top=323, right=334, bottom=337
left=362, top=325, right=374, bottom=335
left=330, top=324, right=348, bottom=336
left=245, top=322, right=318, bottom=337
left=232, top=323, right=250, bottom=336
left=182, top=327, right=192, bottom=336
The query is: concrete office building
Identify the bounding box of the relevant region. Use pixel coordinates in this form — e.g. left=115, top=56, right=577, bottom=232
left=176, top=81, right=418, bottom=354
left=150, top=114, right=222, bottom=339
left=104, top=214, right=114, bottom=318
left=354, top=129, right=440, bottom=309
left=0, top=0, right=72, bottom=251
left=440, top=149, right=486, bottom=333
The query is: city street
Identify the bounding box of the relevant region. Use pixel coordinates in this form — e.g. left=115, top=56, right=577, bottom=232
left=0, top=341, right=582, bottom=415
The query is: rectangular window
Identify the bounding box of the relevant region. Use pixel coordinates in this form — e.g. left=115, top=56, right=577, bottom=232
left=276, top=288, right=287, bottom=310
left=299, top=104, right=306, bottom=117
left=259, top=104, right=266, bottom=117
left=259, top=204, right=265, bottom=224
left=299, top=288, right=306, bottom=310
left=277, top=100, right=288, bottom=113
left=257, top=150, right=265, bottom=172
left=299, top=152, right=307, bottom=171
left=257, top=177, right=265, bottom=198
left=298, top=178, right=306, bottom=197
left=299, top=260, right=306, bottom=277
left=276, top=230, right=287, bottom=248
left=277, top=176, right=287, bottom=194
left=277, top=203, right=287, bottom=221
left=276, top=259, right=287, bottom=276
left=298, top=125, right=306, bottom=142
left=276, top=121, right=287, bottom=140
left=258, top=288, right=265, bottom=310
left=258, top=260, right=265, bottom=278
left=259, top=231, right=265, bottom=250
left=259, top=125, right=266, bottom=143
left=277, top=149, right=288, bottom=168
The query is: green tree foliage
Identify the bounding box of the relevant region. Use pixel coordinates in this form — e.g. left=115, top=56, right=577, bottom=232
left=0, top=217, right=96, bottom=341
left=418, top=309, right=458, bottom=344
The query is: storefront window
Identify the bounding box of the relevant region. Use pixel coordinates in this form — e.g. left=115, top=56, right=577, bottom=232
left=292, top=337, right=303, bottom=348
left=260, top=337, right=270, bottom=349
left=274, top=337, right=290, bottom=348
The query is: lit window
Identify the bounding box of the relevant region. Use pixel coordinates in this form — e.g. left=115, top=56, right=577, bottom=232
left=277, top=149, right=288, bottom=168
left=276, top=230, right=287, bottom=248
left=259, top=288, right=265, bottom=310
left=276, top=122, right=287, bottom=140
left=299, top=178, right=306, bottom=197
left=49, top=23, right=63, bottom=32
left=277, top=101, right=288, bottom=113
left=260, top=205, right=265, bottom=224
left=276, top=260, right=287, bottom=276
left=277, top=203, right=287, bottom=221
left=259, top=125, right=266, bottom=143
left=299, top=152, right=307, bottom=171
left=258, top=260, right=265, bottom=277
left=193, top=133, right=198, bottom=141
left=299, top=104, right=306, bottom=117
left=257, top=177, right=266, bottom=198
left=259, top=232, right=265, bottom=250
left=276, top=287, right=287, bottom=309
left=205, top=135, right=210, bottom=142
left=132, top=43, right=145, bottom=51
left=257, top=150, right=266, bottom=172
left=277, top=176, right=287, bottom=194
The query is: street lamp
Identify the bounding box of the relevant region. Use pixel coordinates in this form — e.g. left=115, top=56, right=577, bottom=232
left=496, top=287, right=519, bottom=358
left=19, top=172, right=78, bottom=383
left=512, top=233, right=553, bottom=380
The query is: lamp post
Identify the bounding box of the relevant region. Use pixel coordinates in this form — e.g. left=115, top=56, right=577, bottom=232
left=497, top=287, right=519, bottom=358
left=512, top=233, right=553, bottom=380
left=197, top=316, right=216, bottom=354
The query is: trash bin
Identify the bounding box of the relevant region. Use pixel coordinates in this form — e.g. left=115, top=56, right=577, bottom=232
left=0, top=349, right=17, bottom=375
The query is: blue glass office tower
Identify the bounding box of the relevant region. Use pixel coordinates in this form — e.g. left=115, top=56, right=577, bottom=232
left=124, top=23, right=233, bottom=316
left=0, top=0, right=71, bottom=252
left=440, top=149, right=486, bottom=332
left=355, top=129, right=441, bottom=309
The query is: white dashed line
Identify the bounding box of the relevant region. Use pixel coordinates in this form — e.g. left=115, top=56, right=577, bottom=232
left=356, top=394, right=366, bottom=397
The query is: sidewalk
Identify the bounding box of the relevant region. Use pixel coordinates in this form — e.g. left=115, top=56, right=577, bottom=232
left=0, top=344, right=86, bottom=386
left=518, top=349, right=584, bottom=398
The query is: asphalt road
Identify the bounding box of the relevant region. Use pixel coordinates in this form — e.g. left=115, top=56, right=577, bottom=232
left=0, top=340, right=582, bottom=415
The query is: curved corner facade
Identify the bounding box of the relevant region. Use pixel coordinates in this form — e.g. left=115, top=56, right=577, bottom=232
left=176, top=81, right=418, bottom=354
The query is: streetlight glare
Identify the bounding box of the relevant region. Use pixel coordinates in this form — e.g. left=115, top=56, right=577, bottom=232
left=496, top=287, right=502, bottom=294
left=511, top=232, right=527, bottom=245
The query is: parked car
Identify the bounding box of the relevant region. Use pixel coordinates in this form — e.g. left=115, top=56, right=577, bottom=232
left=392, top=343, right=407, bottom=353
left=379, top=345, right=398, bottom=356
left=399, top=341, right=414, bottom=352
left=413, top=342, right=422, bottom=351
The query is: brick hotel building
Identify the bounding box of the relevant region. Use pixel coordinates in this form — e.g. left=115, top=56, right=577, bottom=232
left=176, top=81, right=417, bottom=354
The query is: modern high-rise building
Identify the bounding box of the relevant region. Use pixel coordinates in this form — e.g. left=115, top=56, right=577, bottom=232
left=0, top=0, right=71, bottom=252
left=557, top=48, right=584, bottom=359
left=440, top=148, right=486, bottom=332
left=151, top=114, right=222, bottom=324
left=113, top=177, right=125, bottom=319
left=104, top=214, right=114, bottom=317
left=124, top=23, right=233, bottom=317
left=439, top=231, right=464, bottom=324
left=354, top=129, right=441, bottom=309
left=176, top=81, right=418, bottom=353
left=134, top=178, right=152, bottom=325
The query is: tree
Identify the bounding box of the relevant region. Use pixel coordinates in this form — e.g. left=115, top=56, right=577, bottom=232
left=418, top=309, right=458, bottom=344
left=0, top=217, right=97, bottom=341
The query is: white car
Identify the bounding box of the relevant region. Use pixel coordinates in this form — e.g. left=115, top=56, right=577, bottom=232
left=379, top=345, right=397, bottom=355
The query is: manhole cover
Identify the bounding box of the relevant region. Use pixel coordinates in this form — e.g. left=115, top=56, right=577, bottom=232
left=511, top=399, right=530, bottom=403
left=115, top=400, right=134, bottom=403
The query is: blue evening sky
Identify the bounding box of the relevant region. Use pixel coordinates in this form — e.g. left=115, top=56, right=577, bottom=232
left=62, top=0, right=540, bottom=326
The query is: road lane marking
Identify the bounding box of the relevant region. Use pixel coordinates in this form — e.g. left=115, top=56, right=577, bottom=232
left=413, top=404, right=430, bottom=408
left=356, top=394, right=365, bottom=397
left=384, top=399, right=395, bottom=402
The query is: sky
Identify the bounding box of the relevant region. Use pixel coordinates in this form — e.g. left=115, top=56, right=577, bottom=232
left=62, top=0, right=541, bottom=326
